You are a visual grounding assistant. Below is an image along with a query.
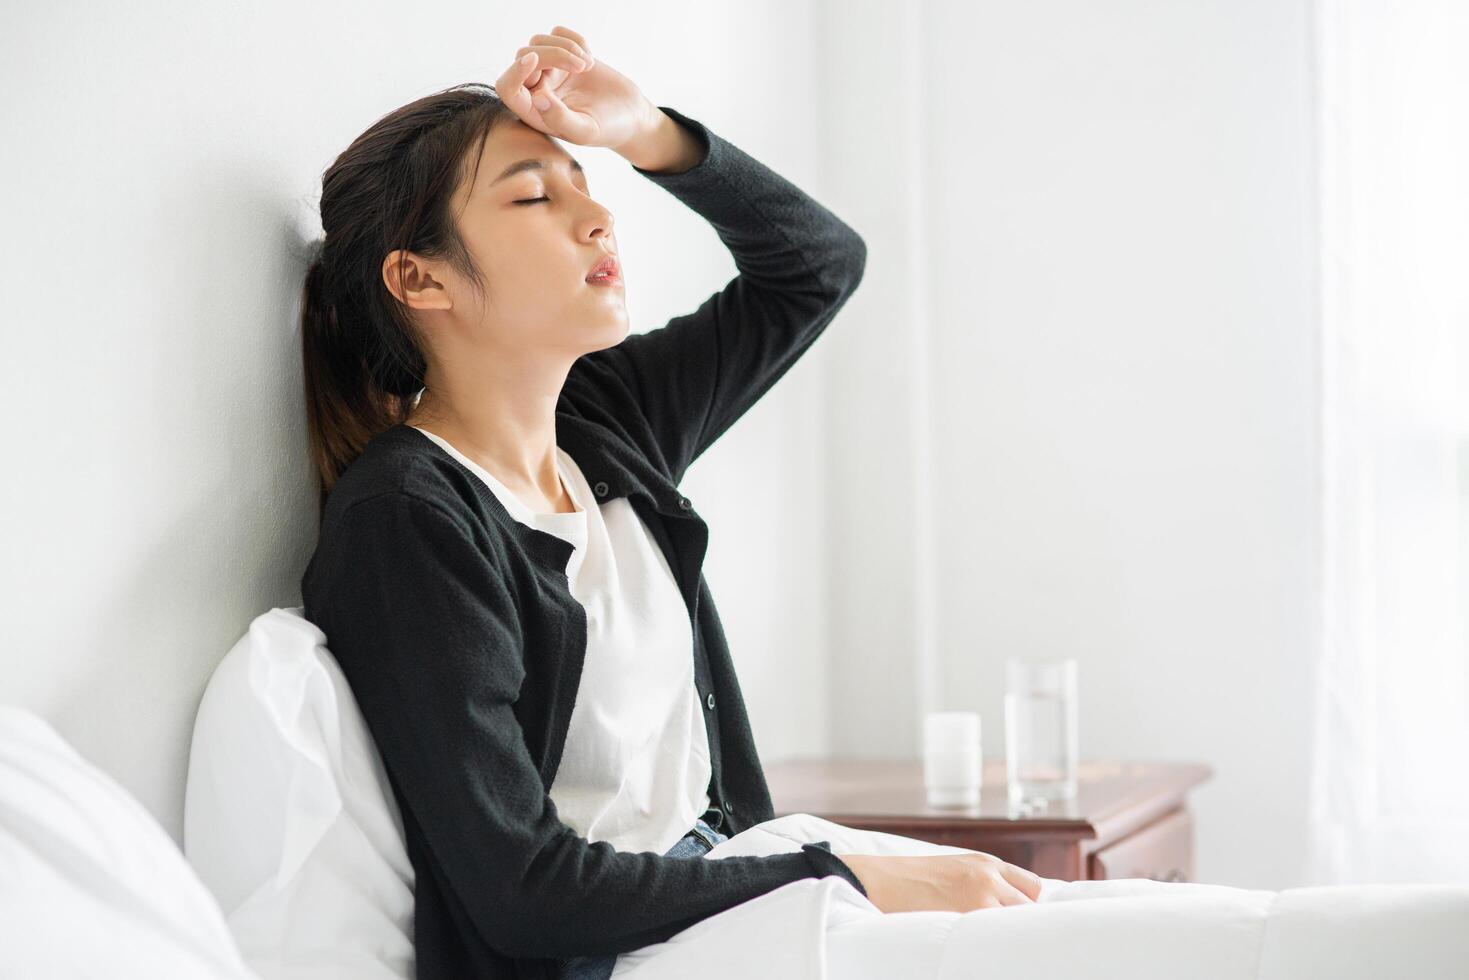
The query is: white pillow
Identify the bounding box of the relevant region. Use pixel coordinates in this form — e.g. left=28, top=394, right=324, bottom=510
left=0, top=706, right=262, bottom=980
left=184, top=606, right=415, bottom=980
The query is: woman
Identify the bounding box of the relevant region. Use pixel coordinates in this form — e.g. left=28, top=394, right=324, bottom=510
left=299, top=26, right=1041, bottom=980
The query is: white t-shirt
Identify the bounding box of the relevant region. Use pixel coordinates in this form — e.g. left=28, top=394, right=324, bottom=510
left=409, top=426, right=713, bottom=855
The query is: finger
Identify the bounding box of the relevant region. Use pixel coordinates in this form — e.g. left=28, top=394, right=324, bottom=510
left=511, top=51, right=543, bottom=86
left=995, top=881, right=1034, bottom=907
left=541, top=83, right=596, bottom=144
left=550, top=24, right=592, bottom=60
left=527, top=32, right=593, bottom=67
left=530, top=82, right=577, bottom=134
left=515, top=44, right=587, bottom=73
left=496, top=54, right=549, bottom=130
left=516, top=58, right=565, bottom=92
left=495, top=53, right=536, bottom=107
left=998, top=863, right=1044, bottom=902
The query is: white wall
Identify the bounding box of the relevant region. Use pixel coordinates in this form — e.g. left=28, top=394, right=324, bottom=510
left=821, top=0, right=1318, bottom=890
left=0, top=2, right=842, bottom=844
left=3, top=0, right=1322, bottom=894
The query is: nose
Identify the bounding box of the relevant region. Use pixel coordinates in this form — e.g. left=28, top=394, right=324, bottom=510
left=583, top=201, right=614, bottom=242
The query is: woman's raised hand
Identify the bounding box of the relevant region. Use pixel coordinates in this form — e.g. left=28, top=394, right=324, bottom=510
left=836, top=852, right=1045, bottom=913
left=494, top=25, right=659, bottom=152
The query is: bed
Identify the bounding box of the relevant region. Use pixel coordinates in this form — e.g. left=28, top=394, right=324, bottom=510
left=618, top=812, right=1469, bottom=979
left=3, top=607, right=1466, bottom=979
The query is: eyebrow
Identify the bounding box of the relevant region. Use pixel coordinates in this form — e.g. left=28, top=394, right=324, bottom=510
left=490, top=155, right=585, bottom=186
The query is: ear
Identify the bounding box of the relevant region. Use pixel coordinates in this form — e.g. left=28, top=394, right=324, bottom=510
left=382, top=249, right=454, bottom=311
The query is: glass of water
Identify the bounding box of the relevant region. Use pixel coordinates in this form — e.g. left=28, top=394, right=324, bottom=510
left=1004, top=657, right=1078, bottom=810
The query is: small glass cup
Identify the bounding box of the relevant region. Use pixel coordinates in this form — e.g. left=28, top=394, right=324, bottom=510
left=1004, top=658, right=1078, bottom=812
left=922, top=711, right=982, bottom=807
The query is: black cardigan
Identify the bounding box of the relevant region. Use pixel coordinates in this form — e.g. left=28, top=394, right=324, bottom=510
left=301, top=104, right=869, bottom=980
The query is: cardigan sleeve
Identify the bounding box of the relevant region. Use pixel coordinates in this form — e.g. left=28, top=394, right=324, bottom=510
left=572, top=105, right=867, bottom=486
left=310, top=490, right=868, bottom=962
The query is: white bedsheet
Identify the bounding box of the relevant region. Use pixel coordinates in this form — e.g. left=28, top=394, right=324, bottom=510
left=611, top=813, right=1469, bottom=980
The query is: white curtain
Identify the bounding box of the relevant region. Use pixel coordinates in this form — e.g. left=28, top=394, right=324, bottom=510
left=1308, top=0, right=1469, bottom=884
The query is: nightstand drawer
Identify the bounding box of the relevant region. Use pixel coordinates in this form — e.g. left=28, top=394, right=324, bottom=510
left=767, top=758, right=1212, bottom=882
left=1087, top=807, right=1194, bottom=882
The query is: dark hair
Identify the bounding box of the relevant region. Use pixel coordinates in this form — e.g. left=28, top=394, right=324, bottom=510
left=300, top=82, right=517, bottom=516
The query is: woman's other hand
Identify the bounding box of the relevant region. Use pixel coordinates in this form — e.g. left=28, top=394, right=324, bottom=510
left=837, top=852, right=1045, bottom=913
left=494, top=25, right=659, bottom=152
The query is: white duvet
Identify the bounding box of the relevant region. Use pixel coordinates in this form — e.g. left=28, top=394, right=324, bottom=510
left=611, top=813, right=1469, bottom=980
left=5, top=691, right=1468, bottom=979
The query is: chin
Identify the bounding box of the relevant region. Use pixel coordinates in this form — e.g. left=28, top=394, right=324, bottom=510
left=585, top=318, right=630, bottom=354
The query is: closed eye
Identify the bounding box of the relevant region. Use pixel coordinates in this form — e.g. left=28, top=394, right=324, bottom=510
left=514, top=196, right=550, bottom=205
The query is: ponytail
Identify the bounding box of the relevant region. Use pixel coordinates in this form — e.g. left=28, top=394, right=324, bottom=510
left=300, top=245, right=414, bottom=517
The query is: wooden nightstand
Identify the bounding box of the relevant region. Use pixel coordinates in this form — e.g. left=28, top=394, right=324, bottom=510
left=766, top=758, right=1212, bottom=882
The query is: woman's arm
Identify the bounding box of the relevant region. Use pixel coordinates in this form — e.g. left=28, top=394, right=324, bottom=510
left=303, top=490, right=863, bottom=961
left=612, top=103, right=707, bottom=174
left=568, top=105, right=868, bottom=485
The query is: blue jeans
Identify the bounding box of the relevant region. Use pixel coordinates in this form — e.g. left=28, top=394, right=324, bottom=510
left=557, top=810, right=730, bottom=980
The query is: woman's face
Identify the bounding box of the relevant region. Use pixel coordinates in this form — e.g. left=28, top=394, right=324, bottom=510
left=423, top=118, right=628, bottom=358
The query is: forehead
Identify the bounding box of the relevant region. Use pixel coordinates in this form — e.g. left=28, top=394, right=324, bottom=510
left=469, top=122, right=584, bottom=190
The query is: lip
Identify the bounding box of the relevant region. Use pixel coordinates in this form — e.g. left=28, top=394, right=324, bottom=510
left=586, top=253, right=621, bottom=282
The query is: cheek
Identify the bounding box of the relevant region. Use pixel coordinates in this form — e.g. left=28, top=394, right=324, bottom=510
left=488, top=227, right=565, bottom=281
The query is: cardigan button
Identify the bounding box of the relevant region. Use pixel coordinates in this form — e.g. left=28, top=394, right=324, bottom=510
left=678, top=496, right=692, bottom=510
left=706, top=692, right=715, bottom=710
left=593, top=481, right=609, bottom=497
